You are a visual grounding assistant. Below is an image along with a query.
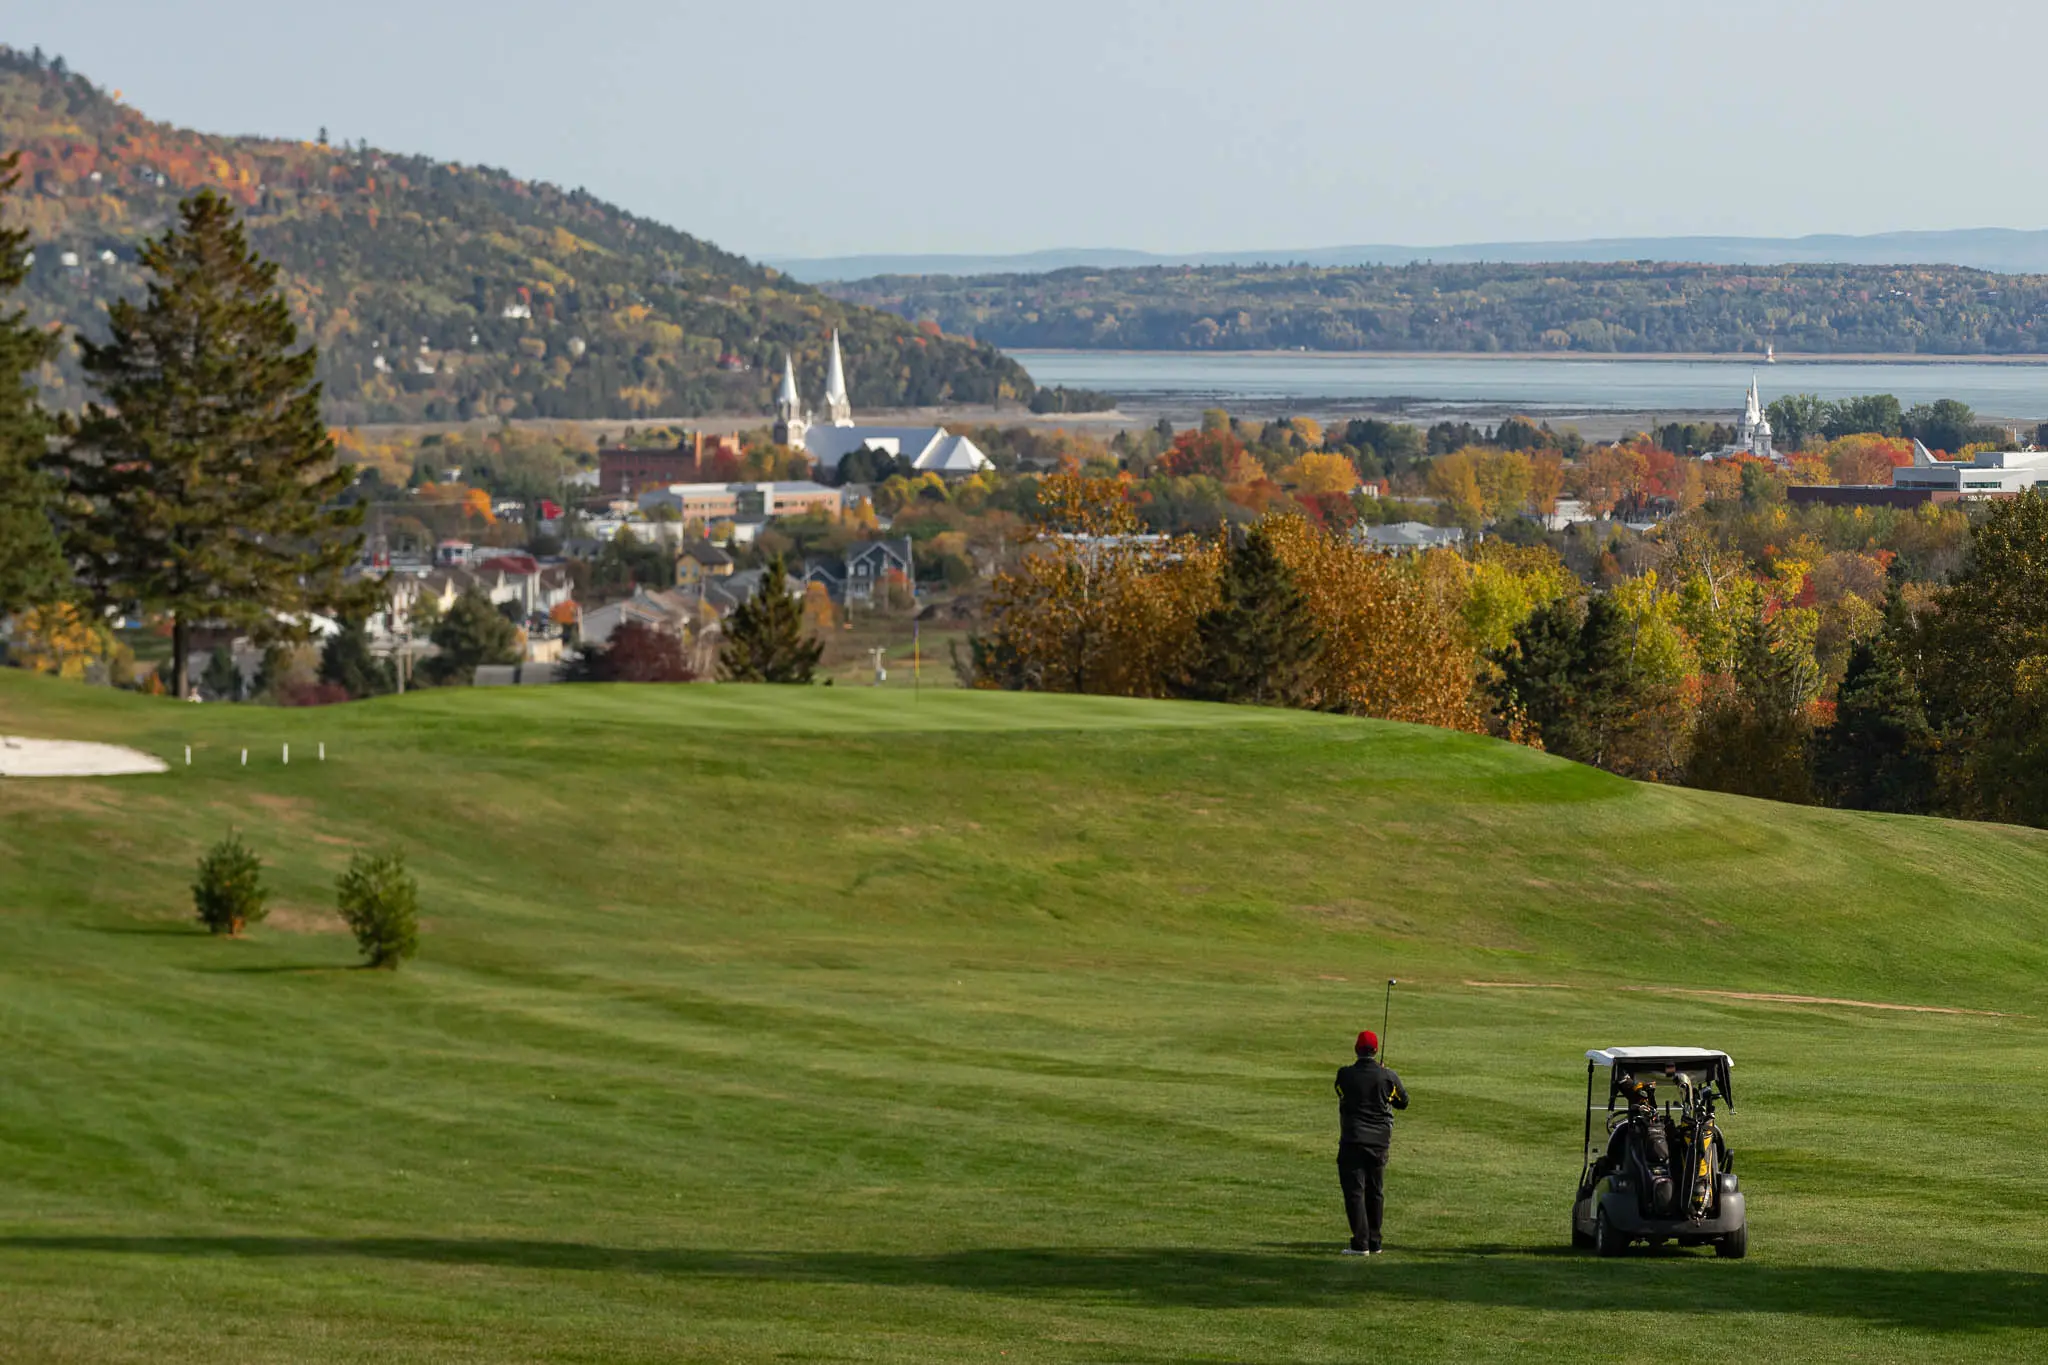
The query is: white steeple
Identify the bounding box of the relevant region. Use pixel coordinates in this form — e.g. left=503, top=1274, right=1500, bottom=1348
left=1738, top=374, right=1774, bottom=462
left=773, top=353, right=808, bottom=448
left=822, top=330, right=853, bottom=426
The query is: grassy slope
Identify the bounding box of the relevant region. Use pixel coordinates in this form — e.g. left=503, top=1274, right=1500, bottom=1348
left=1, top=670, right=2044, bottom=1364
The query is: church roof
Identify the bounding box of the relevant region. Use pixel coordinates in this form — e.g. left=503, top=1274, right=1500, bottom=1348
left=802, top=425, right=950, bottom=469
left=913, top=432, right=993, bottom=474
left=778, top=355, right=799, bottom=406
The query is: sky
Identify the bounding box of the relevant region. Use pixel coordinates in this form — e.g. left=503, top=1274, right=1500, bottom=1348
left=11, top=0, right=2048, bottom=261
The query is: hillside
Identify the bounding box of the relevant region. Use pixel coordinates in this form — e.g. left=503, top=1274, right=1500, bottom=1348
left=2, top=669, right=2045, bottom=1362
left=828, top=259, right=2048, bottom=355
left=0, top=48, right=1032, bottom=423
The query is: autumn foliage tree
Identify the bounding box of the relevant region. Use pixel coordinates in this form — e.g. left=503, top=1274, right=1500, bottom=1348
left=971, top=481, right=1485, bottom=731
left=969, top=472, right=1216, bottom=695
left=568, top=619, right=695, bottom=683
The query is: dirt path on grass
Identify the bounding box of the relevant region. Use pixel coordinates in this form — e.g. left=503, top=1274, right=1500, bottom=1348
left=1462, top=980, right=2015, bottom=1017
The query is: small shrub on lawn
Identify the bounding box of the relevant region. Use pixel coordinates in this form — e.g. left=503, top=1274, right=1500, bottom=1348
left=336, top=849, right=420, bottom=969
left=192, top=833, right=268, bottom=936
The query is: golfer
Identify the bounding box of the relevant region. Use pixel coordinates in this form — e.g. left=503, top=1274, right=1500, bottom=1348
left=1335, top=1029, right=1408, bottom=1255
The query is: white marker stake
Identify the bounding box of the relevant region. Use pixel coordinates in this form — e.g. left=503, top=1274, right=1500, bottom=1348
left=282, top=743, right=289, bottom=765
left=318, top=742, right=325, bottom=761
left=240, top=749, right=247, bottom=766
left=184, top=746, right=191, bottom=766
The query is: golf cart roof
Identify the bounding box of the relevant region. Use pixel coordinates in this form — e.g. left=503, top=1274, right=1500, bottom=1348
left=1585, top=1047, right=1734, bottom=1108
left=1586, top=1047, right=1733, bottom=1067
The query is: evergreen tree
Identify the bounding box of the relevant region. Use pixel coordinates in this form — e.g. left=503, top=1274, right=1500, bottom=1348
left=1492, top=598, right=1580, bottom=742
left=718, top=556, right=822, bottom=683
left=0, top=154, right=67, bottom=616
left=319, top=618, right=394, bottom=699
left=421, top=590, right=520, bottom=685
left=1493, top=595, right=1635, bottom=766
left=1811, top=634, right=1935, bottom=813
left=200, top=644, right=242, bottom=701
left=46, top=191, right=364, bottom=699
left=1176, top=523, right=1320, bottom=706
left=1918, top=492, right=2048, bottom=824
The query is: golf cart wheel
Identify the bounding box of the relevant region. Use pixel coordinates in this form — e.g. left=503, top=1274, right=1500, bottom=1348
left=1715, top=1225, right=1748, bottom=1260
left=1594, top=1207, right=1626, bottom=1258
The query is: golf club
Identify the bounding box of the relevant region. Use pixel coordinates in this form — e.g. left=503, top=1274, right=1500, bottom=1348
left=1382, top=978, right=1397, bottom=1066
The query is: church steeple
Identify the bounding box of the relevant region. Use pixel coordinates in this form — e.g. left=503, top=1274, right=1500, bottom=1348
left=773, top=353, right=808, bottom=448
left=822, top=330, right=853, bottom=427
left=1738, top=374, right=1774, bottom=462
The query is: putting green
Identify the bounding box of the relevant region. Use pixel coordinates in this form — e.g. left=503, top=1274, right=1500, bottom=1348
left=1, top=670, right=2043, bottom=1363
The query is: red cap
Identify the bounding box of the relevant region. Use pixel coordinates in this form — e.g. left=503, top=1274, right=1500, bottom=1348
left=1356, top=1030, right=1378, bottom=1053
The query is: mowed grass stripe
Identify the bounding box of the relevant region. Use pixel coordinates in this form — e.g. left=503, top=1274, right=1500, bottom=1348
left=2, top=670, right=2046, bottom=1362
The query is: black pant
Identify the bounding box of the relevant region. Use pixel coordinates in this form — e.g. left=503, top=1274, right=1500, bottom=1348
left=1337, top=1142, right=1388, bottom=1251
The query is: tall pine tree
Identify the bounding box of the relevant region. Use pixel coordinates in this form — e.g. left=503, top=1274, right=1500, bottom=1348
left=1176, top=522, right=1320, bottom=706
left=1811, top=635, right=1934, bottom=813
left=1492, top=595, right=1633, bottom=764
left=718, top=556, right=823, bottom=683
left=48, top=191, right=363, bottom=698
left=0, top=153, right=67, bottom=617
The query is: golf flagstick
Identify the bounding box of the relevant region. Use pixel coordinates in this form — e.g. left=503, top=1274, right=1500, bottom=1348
left=1382, top=979, right=1397, bottom=1066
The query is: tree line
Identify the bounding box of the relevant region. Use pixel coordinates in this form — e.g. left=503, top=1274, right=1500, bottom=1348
left=965, top=472, right=2048, bottom=828
left=830, top=259, right=2048, bottom=356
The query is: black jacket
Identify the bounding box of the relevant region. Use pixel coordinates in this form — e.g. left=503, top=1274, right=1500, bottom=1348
left=1335, top=1054, right=1408, bottom=1146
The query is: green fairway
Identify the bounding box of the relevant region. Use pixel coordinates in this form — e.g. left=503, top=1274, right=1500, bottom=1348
left=2, top=670, right=2045, bottom=1363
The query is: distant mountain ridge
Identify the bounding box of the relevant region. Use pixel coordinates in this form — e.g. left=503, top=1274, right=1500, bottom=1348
left=774, top=229, right=2048, bottom=283
left=0, top=48, right=1031, bottom=423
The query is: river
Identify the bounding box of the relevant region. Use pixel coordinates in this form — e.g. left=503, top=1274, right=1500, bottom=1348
left=1007, top=351, right=2048, bottom=421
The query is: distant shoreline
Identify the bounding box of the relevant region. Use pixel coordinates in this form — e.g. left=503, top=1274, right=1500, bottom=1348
left=1006, top=347, right=2048, bottom=366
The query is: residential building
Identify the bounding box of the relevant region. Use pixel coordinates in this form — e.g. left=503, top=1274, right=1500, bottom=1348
left=581, top=591, right=677, bottom=647
left=676, top=540, right=735, bottom=588
left=803, top=538, right=915, bottom=604
left=1358, top=521, right=1467, bottom=553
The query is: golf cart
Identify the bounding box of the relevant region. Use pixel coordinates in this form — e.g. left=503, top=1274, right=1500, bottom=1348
left=1571, top=1047, right=1746, bottom=1258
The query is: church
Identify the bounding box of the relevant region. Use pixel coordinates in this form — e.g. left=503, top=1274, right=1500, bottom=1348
left=774, top=331, right=994, bottom=478
left=1704, top=377, right=1777, bottom=463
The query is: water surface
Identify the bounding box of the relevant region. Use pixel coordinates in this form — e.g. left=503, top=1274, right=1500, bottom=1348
left=1010, top=351, right=2048, bottom=418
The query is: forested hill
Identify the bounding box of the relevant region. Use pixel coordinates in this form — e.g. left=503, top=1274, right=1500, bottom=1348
left=828, top=259, right=2048, bottom=356
left=0, top=49, right=1031, bottom=423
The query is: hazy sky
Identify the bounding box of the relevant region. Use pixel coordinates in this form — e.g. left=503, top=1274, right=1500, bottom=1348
left=12, top=1, right=2048, bottom=260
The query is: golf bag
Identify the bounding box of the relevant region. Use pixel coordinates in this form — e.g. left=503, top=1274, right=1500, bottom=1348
left=1624, top=1110, right=1678, bottom=1219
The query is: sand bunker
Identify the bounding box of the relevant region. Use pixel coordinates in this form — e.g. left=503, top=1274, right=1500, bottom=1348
left=0, top=736, right=168, bottom=778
